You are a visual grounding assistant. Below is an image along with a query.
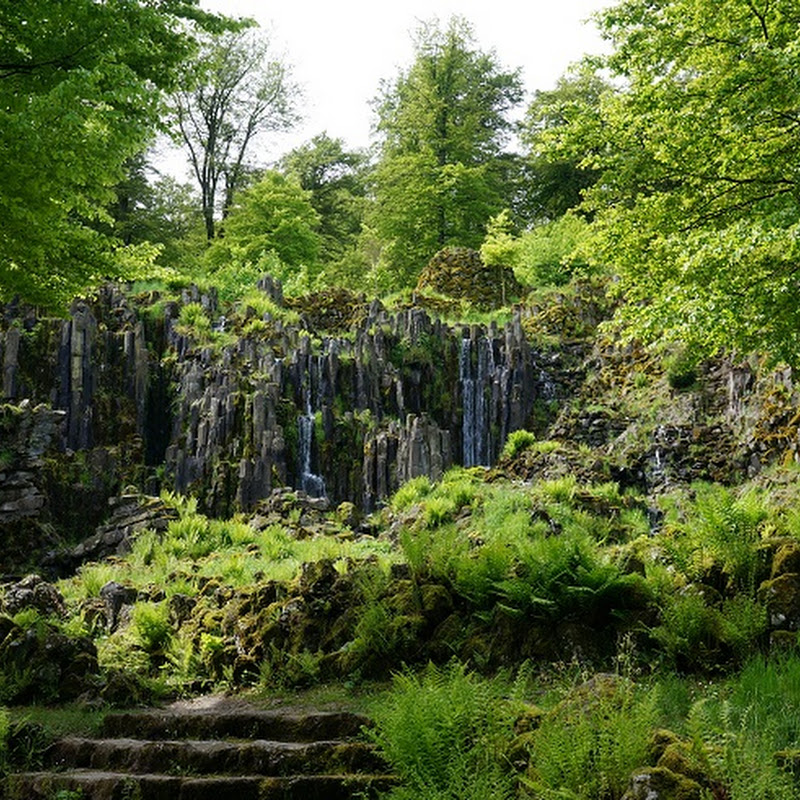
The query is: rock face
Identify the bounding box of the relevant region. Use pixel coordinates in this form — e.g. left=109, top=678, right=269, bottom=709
left=0, top=282, right=545, bottom=527
left=5, top=276, right=800, bottom=557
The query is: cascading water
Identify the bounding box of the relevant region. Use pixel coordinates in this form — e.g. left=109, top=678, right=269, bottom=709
left=297, top=366, right=326, bottom=498
left=460, top=337, right=495, bottom=467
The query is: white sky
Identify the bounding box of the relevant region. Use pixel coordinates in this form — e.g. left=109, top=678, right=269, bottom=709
left=162, top=0, right=610, bottom=179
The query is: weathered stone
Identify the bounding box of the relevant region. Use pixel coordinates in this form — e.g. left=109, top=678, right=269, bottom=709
left=759, top=573, right=800, bottom=630
left=622, top=766, right=704, bottom=800
left=2, top=574, right=65, bottom=617
left=100, top=580, right=138, bottom=632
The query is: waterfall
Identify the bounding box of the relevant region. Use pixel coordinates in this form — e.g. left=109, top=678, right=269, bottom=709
left=460, top=337, right=494, bottom=467
left=297, top=365, right=326, bottom=498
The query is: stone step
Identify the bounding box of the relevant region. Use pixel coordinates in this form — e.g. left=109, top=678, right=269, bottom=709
left=8, top=770, right=395, bottom=800
left=46, top=735, right=387, bottom=776
left=101, top=708, right=371, bottom=743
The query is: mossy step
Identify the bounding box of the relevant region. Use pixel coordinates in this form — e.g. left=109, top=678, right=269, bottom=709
left=46, top=735, right=387, bottom=776
left=7, top=770, right=395, bottom=800
left=101, top=708, right=371, bottom=742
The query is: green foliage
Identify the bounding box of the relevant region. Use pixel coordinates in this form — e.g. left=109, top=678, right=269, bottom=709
left=664, top=348, right=699, bottom=391
left=197, top=252, right=283, bottom=305
left=391, top=476, right=434, bottom=512
left=131, top=602, right=172, bottom=655
left=500, top=429, right=537, bottom=460
left=663, top=483, right=770, bottom=592
left=176, top=303, right=212, bottom=340
left=278, top=133, right=369, bottom=269
left=687, top=655, right=800, bottom=799
left=549, top=0, right=800, bottom=365
left=0, top=705, right=8, bottom=769
left=525, top=680, right=660, bottom=799
left=370, top=16, right=524, bottom=290
left=396, top=471, right=647, bottom=620
left=206, top=171, right=321, bottom=282
left=520, top=64, right=609, bottom=222
left=0, top=0, right=229, bottom=309
left=367, top=662, right=517, bottom=800
left=515, top=213, right=590, bottom=287
left=480, top=210, right=519, bottom=270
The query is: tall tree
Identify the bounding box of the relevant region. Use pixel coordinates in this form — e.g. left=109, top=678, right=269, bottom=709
left=371, top=17, right=524, bottom=290
left=550, top=0, right=800, bottom=365
left=173, top=27, right=301, bottom=240
left=0, top=0, right=229, bottom=309
left=279, top=133, right=369, bottom=266
left=520, top=65, right=609, bottom=222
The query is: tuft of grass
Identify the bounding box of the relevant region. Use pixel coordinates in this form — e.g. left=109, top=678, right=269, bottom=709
left=501, top=429, right=537, bottom=460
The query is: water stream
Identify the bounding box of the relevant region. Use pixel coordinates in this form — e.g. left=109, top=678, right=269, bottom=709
left=460, top=337, right=495, bottom=467
left=297, top=365, right=326, bottom=498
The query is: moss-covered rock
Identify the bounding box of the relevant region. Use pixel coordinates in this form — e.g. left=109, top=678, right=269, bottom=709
left=416, top=247, right=522, bottom=309
left=622, top=766, right=705, bottom=800
left=771, top=540, right=800, bottom=578
left=759, top=573, right=800, bottom=630
left=285, top=287, right=368, bottom=334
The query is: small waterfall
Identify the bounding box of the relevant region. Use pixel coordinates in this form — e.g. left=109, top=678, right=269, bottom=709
left=297, top=366, right=326, bottom=498
left=460, top=337, right=494, bottom=467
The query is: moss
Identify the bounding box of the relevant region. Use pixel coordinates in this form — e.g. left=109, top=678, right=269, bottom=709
left=416, top=246, right=522, bottom=310
left=624, top=766, right=705, bottom=800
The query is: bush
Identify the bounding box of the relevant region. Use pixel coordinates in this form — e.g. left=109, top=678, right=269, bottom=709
left=515, top=212, right=590, bottom=287
left=525, top=678, right=660, bottom=799
left=368, top=662, right=517, bottom=800
left=501, top=429, right=537, bottom=460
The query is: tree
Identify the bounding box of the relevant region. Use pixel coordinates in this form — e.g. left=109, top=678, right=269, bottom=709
left=106, top=156, right=205, bottom=271
left=173, top=27, right=301, bottom=240
left=550, top=0, right=800, bottom=365
left=520, top=65, right=609, bottom=222
left=278, top=133, right=369, bottom=267
left=0, top=0, right=229, bottom=309
left=206, top=171, right=320, bottom=277
left=370, top=17, right=524, bottom=290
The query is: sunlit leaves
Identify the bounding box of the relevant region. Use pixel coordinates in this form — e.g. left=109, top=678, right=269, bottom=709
left=552, top=0, right=800, bottom=364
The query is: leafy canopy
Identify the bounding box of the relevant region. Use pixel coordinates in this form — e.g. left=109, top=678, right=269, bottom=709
left=205, top=171, right=321, bottom=288
left=370, top=16, right=524, bottom=291
left=551, top=0, right=800, bottom=365
left=0, top=0, right=229, bottom=310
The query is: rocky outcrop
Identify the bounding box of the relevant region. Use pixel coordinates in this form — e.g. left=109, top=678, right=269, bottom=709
left=44, top=494, right=179, bottom=577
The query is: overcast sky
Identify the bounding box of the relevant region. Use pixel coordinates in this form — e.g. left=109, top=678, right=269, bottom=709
left=161, top=0, right=611, bottom=179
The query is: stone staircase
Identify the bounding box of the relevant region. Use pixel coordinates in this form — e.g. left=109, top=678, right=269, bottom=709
left=6, top=696, right=396, bottom=799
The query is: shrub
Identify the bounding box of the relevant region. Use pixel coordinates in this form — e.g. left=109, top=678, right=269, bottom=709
left=687, top=655, right=800, bottom=799
left=501, top=429, right=537, bottom=460
left=525, top=678, right=660, bottom=799
left=176, top=302, right=211, bottom=339
left=515, top=212, right=590, bottom=287
left=367, top=662, right=517, bottom=800
left=131, top=602, right=172, bottom=655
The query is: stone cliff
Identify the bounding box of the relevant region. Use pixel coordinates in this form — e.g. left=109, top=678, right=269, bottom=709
left=0, top=279, right=547, bottom=567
